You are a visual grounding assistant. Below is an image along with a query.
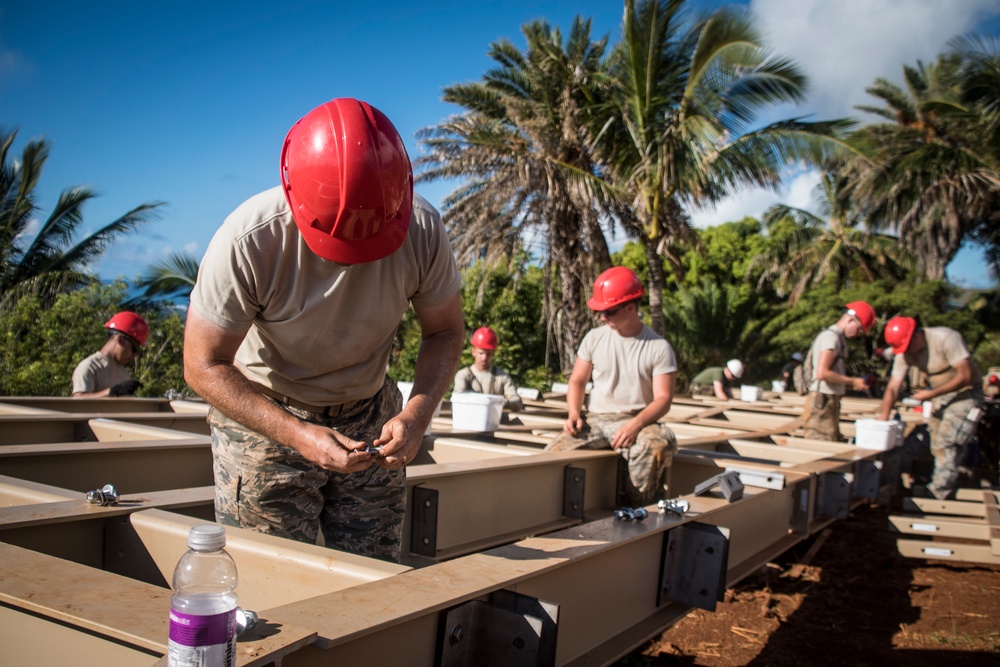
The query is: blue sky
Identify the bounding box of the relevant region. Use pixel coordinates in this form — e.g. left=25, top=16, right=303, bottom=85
left=3, top=0, right=999, bottom=288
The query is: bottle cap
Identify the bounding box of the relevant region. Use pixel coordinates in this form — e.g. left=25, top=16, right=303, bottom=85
left=188, top=524, right=226, bottom=550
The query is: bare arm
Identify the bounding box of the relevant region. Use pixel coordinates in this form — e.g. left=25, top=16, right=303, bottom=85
left=712, top=380, right=729, bottom=400
left=183, top=309, right=374, bottom=474
left=816, top=349, right=867, bottom=392
left=563, top=358, right=593, bottom=436
left=373, top=291, right=464, bottom=466
left=611, top=372, right=675, bottom=449
left=73, top=388, right=111, bottom=398
left=878, top=374, right=906, bottom=421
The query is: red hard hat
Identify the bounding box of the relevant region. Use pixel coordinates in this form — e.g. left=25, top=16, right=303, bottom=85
left=280, top=98, right=413, bottom=264
left=587, top=267, right=645, bottom=311
left=471, top=327, right=498, bottom=350
left=884, top=316, right=917, bottom=354
left=845, top=301, right=876, bottom=334
left=105, top=311, right=148, bottom=346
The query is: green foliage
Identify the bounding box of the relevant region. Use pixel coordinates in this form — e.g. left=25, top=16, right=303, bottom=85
left=0, top=282, right=188, bottom=397
left=388, top=260, right=554, bottom=393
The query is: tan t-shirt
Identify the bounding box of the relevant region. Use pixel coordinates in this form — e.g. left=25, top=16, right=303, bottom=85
left=190, top=187, right=460, bottom=405
left=891, top=326, right=981, bottom=391
left=577, top=324, right=677, bottom=414
left=807, top=325, right=848, bottom=395
left=453, top=365, right=523, bottom=410
left=72, top=352, right=133, bottom=394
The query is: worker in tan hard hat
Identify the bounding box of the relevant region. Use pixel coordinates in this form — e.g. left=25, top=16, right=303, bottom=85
left=690, top=360, right=744, bottom=399
left=878, top=316, right=983, bottom=499
left=545, top=267, right=678, bottom=507
left=801, top=301, right=876, bottom=441
left=184, top=98, right=463, bottom=562
left=72, top=311, right=148, bottom=398
left=453, top=327, right=523, bottom=411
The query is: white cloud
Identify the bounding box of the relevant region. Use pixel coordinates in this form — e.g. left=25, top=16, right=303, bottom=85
left=751, top=0, right=1000, bottom=119
left=688, top=170, right=821, bottom=228
left=183, top=241, right=200, bottom=255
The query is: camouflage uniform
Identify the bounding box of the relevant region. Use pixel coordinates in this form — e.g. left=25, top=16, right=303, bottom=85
left=210, top=377, right=406, bottom=562
left=546, top=413, right=677, bottom=506
left=802, top=392, right=842, bottom=441
left=925, top=388, right=984, bottom=500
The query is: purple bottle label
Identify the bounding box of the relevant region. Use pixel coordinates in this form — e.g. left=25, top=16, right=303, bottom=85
left=169, top=608, right=236, bottom=646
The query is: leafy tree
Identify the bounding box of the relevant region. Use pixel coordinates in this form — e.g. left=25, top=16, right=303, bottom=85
left=754, top=171, right=912, bottom=304
left=0, top=282, right=188, bottom=397
left=417, top=18, right=612, bottom=373
left=130, top=251, right=199, bottom=308
left=662, top=277, right=770, bottom=388
left=849, top=36, right=1000, bottom=280
left=0, top=128, right=164, bottom=311
left=590, top=0, right=852, bottom=335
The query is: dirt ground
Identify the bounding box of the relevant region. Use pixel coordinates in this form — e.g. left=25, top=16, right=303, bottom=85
left=618, top=501, right=1000, bottom=666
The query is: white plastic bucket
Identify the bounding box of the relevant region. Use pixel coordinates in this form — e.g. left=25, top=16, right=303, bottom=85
left=854, top=419, right=903, bottom=450
left=450, top=392, right=504, bottom=432
left=740, top=385, right=761, bottom=402
left=771, top=381, right=786, bottom=393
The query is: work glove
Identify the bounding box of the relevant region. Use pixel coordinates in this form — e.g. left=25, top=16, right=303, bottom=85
left=109, top=379, right=143, bottom=397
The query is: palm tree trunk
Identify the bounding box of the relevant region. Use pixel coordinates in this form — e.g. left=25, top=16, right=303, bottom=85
left=644, top=238, right=666, bottom=335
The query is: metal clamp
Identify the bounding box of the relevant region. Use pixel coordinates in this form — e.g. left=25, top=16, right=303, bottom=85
left=657, top=499, right=690, bottom=516
left=614, top=507, right=649, bottom=522
left=86, top=484, right=119, bottom=506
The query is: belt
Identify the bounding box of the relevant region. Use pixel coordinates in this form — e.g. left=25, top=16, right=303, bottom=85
left=252, top=382, right=361, bottom=418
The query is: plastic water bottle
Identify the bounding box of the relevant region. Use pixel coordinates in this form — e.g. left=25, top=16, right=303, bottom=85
left=167, top=525, right=238, bottom=666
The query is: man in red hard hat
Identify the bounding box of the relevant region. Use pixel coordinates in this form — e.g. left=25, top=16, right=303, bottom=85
left=545, top=267, right=678, bottom=506
left=453, top=327, right=523, bottom=411
left=801, top=301, right=876, bottom=441
left=878, top=316, right=983, bottom=499
left=184, top=99, right=463, bottom=561
left=72, top=311, right=147, bottom=398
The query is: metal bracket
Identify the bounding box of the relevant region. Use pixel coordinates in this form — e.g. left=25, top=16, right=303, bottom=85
left=817, top=472, right=851, bottom=519
left=693, top=470, right=744, bottom=501
left=563, top=466, right=585, bottom=520
left=440, top=590, right=559, bottom=667
left=659, top=522, right=731, bottom=611
left=852, top=460, right=880, bottom=500
left=724, top=466, right=785, bottom=490
left=789, top=478, right=812, bottom=535
left=410, top=486, right=438, bottom=557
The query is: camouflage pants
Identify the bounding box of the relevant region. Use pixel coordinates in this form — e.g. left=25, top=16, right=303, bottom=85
left=926, top=389, right=984, bottom=500
left=802, top=391, right=842, bottom=441
left=209, top=376, right=406, bottom=562
left=545, top=413, right=677, bottom=506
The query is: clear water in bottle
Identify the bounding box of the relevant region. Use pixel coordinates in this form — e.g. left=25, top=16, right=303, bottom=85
left=167, top=524, right=238, bottom=667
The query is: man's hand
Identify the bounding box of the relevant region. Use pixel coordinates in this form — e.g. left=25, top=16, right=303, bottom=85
left=850, top=377, right=868, bottom=392
left=371, top=414, right=424, bottom=470
left=109, top=379, right=142, bottom=397
left=563, top=413, right=585, bottom=436
left=296, top=423, right=378, bottom=474
left=611, top=418, right=642, bottom=449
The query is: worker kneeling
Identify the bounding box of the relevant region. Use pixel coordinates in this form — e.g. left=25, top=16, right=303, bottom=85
left=545, top=267, right=678, bottom=506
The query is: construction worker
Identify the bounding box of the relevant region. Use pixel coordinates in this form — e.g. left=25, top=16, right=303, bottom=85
left=802, top=301, right=876, bottom=441
left=690, top=360, right=744, bottom=399
left=184, top=98, right=463, bottom=562
left=780, top=351, right=805, bottom=393
left=453, top=327, right=523, bottom=411
left=878, top=316, right=984, bottom=499
left=72, top=311, right=147, bottom=398
left=545, top=267, right=678, bottom=506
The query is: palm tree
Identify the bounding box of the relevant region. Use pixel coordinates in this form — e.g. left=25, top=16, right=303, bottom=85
left=0, top=127, right=164, bottom=310
left=848, top=37, right=1000, bottom=280
left=129, top=251, right=199, bottom=307
left=589, top=0, right=852, bottom=334
left=416, top=18, right=613, bottom=372
left=754, top=171, right=912, bottom=304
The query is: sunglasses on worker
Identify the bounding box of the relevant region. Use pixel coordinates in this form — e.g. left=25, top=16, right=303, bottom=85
left=601, top=303, right=628, bottom=318
left=117, top=333, right=141, bottom=355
